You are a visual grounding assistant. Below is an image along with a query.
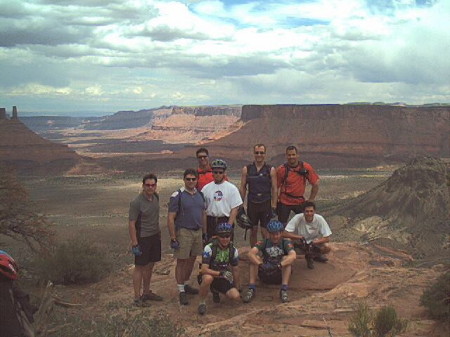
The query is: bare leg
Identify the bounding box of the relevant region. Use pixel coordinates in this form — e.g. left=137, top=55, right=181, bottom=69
left=133, top=265, right=144, bottom=299
left=226, top=288, right=241, bottom=300
left=250, top=227, right=258, bottom=247
left=142, top=262, right=154, bottom=295
left=248, top=263, right=258, bottom=284
left=199, top=274, right=214, bottom=301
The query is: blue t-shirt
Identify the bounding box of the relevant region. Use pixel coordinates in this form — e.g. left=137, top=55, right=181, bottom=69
left=168, top=188, right=205, bottom=230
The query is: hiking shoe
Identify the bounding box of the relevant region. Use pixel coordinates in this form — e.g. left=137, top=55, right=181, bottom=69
left=242, top=288, right=255, bottom=303
left=198, top=303, right=206, bottom=315
left=141, top=292, right=163, bottom=302
left=184, top=284, right=199, bottom=295
left=133, top=298, right=151, bottom=307
left=313, top=254, right=329, bottom=263
left=280, top=289, right=289, bottom=303
left=306, top=255, right=314, bottom=269
left=212, top=291, right=221, bottom=303
left=179, top=292, right=188, bottom=305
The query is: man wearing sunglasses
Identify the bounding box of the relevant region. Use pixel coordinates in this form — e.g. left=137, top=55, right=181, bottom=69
left=197, top=223, right=241, bottom=315
left=167, top=169, right=207, bottom=305
left=128, top=173, right=163, bottom=306
left=201, top=159, right=243, bottom=238
left=196, top=148, right=214, bottom=191
left=240, top=144, right=278, bottom=247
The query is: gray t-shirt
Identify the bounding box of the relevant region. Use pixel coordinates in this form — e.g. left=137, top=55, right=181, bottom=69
left=168, top=187, right=205, bottom=230
left=129, top=192, right=160, bottom=237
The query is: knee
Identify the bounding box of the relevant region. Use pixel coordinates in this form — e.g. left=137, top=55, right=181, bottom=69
left=321, top=243, right=331, bottom=254
left=201, top=274, right=214, bottom=285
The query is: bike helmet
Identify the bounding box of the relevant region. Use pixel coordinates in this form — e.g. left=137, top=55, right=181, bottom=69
left=216, top=222, right=233, bottom=235
left=0, top=250, right=19, bottom=280
left=235, top=208, right=253, bottom=230
left=267, top=220, right=284, bottom=233
left=211, top=159, right=227, bottom=170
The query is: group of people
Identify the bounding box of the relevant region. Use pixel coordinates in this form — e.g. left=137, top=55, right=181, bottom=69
left=128, top=145, right=332, bottom=315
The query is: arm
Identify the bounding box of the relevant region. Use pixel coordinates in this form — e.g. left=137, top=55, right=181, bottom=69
left=270, top=167, right=278, bottom=209
left=308, top=182, right=319, bottom=201
left=228, top=206, right=239, bottom=225
left=282, top=230, right=304, bottom=241
left=128, top=220, right=138, bottom=246
left=167, top=212, right=177, bottom=241
left=239, top=166, right=248, bottom=201
left=201, top=261, right=222, bottom=278
left=247, top=246, right=263, bottom=266
left=312, top=236, right=330, bottom=245
left=202, top=210, right=207, bottom=234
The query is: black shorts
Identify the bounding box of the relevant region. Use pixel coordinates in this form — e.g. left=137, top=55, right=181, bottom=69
left=258, top=268, right=282, bottom=285
left=247, top=200, right=271, bottom=229
left=277, top=202, right=304, bottom=224
left=135, top=232, right=161, bottom=266
left=210, top=278, right=234, bottom=294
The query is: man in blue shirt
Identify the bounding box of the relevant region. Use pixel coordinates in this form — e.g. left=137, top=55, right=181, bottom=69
left=168, top=168, right=207, bottom=305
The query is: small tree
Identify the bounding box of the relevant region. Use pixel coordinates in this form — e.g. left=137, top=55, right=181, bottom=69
left=348, top=302, right=373, bottom=337
left=420, top=271, right=450, bottom=321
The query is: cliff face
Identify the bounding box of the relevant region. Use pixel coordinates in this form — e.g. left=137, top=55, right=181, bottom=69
left=203, top=104, right=450, bottom=168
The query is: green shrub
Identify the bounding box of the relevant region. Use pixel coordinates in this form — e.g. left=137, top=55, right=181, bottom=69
left=348, top=303, right=407, bottom=337
left=348, top=302, right=373, bottom=337
left=420, top=271, right=450, bottom=321
left=35, top=237, right=112, bottom=284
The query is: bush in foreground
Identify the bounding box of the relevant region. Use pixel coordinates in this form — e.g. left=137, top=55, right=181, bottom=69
left=35, top=237, right=112, bottom=284
left=420, top=271, right=450, bottom=321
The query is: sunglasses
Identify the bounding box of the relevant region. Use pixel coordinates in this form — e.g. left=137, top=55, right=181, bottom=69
left=185, top=177, right=197, bottom=181
left=144, top=183, right=156, bottom=187
left=218, top=234, right=231, bottom=239
left=197, top=155, right=208, bottom=159
left=254, top=151, right=265, bottom=155
left=212, top=171, right=224, bottom=174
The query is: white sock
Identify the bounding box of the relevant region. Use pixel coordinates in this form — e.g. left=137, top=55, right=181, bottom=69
left=177, top=284, right=185, bottom=292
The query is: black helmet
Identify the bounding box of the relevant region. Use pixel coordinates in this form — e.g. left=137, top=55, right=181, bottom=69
left=211, top=159, right=227, bottom=170
left=216, top=222, right=233, bottom=235
left=235, top=207, right=253, bottom=230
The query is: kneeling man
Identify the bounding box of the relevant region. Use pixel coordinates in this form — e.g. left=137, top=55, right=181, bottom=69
left=242, top=220, right=296, bottom=303
left=283, top=201, right=332, bottom=269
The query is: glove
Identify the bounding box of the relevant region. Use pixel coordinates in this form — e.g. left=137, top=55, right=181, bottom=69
left=131, top=245, right=142, bottom=256
left=170, top=239, right=180, bottom=250
left=220, top=270, right=234, bottom=283
left=202, top=233, right=208, bottom=245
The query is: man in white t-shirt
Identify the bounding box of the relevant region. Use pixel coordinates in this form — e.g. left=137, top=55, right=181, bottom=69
left=283, top=201, right=332, bottom=269
left=201, top=159, right=243, bottom=238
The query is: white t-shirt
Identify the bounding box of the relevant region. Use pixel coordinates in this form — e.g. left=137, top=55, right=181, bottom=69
left=201, top=181, right=243, bottom=217
left=285, top=213, right=332, bottom=244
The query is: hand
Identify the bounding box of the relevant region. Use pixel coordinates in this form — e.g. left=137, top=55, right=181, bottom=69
left=220, top=270, right=233, bottom=283
left=131, top=245, right=142, bottom=256
left=277, top=263, right=283, bottom=270
left=170, top=239, right=180, bottom=250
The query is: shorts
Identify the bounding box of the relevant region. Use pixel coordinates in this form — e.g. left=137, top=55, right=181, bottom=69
left=135, top=232, right=161, bottom=266
left=277, top=202, right=304, bottom=224
left=247, top=200, right=271, bottom=229
left=210, top=277, right=235, bottom=294
left=258, top=267, right=282, bottom=285
left=174, top=228, right=203, bottom=259
left=206, top=216, right=229, bottom=238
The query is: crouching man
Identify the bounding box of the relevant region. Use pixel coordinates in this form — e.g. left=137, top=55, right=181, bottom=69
left=242, top=220, right=296, bottom=303
left=197, top=223, right=241, bottom=315
left=283, top=201, right=332, bottom=269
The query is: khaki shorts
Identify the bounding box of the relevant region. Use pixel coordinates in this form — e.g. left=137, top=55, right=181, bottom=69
left=174, top=228, right=203, bottom=259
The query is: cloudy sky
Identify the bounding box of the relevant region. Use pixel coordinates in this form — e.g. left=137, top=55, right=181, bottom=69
left=0, top=0, right=449, bottom=116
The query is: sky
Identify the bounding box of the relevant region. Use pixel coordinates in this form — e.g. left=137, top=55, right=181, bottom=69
left=0, top=0, right=449, bottom=116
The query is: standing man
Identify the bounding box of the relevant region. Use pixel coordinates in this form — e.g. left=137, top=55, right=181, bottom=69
left=283, top=201, right=332, bottom=269
left=240, top=144, right=277, bottom=247
left=196, top=148, right=214, bottom=191
left=167, top=169, right=207, bottom=305
left=201, top=159, right=243, bottom=238
left=128, top=173, right=163, bottom=307
left=242, top=220, right=296, bottom=304
left=276, top=145, right=320, bottom=224
left=197, top=223, right=241, bottom=315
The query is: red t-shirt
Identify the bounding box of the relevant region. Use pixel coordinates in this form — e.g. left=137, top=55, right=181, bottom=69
left=196, top=167, right=213, bottom=191
left=276, top=161, right=319, bottom=205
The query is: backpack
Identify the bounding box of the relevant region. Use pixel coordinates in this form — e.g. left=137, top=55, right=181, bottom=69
left=135, top=193, right=159, bottom=239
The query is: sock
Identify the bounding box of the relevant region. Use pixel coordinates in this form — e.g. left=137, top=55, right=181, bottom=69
left=199, top=299, right=206, bottom=305
left=177, top=284, right=185, bottom=293
left=248, top=284, right=256, bottom=290
left=281, top=284, right=288, bottom=291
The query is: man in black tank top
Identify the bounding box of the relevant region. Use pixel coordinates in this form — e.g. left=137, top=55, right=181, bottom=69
left=240, top=144, right=278, bottom=247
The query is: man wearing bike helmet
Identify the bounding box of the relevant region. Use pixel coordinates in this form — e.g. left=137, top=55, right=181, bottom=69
left=201, top=159, right=243, bottom=238
left=242, top=220, right=296, bottom=303
left=197, top=223, right=241, bottom=315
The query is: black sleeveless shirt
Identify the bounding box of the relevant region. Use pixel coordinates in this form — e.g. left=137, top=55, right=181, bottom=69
left=246, top=163, right=272, bottom=203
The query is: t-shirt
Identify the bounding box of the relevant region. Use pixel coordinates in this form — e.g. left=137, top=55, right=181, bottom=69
left=168, top=187, right=205, bottom=230
left=201, top=181, right=243, bottom=217
left=276, top=161, right=319, bottom=205
left=254, top=238, right=294, bottom=263
left=202, top=242, right=239, bottom=271
left=196, top=167, right=214, bottom=191
left=285, top=213, right=332, bottom=244
left=129, top=192, right=160, bottom=237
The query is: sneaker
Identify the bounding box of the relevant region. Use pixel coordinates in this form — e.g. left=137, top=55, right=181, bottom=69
left=141, top=292, right=163, bottom=302
left=198, top=303, right=207, bottom=315
left=280, top=289, right=289, bottom=303
left=184, top=284, right=199, bottom=295
left=306, top=255, right=314, bottom=269
left=313, top=254, right=329, bottom=263
left=242, top=288, right=255, bottom=303
left=179, top=292, right=188, bottom=305
left=133, top=298, right=151, bottom=307
left=212, top=291, right=221, bottom=303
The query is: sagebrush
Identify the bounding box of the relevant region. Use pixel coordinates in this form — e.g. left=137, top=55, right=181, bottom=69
left=420, top=271, right=450, bottom=321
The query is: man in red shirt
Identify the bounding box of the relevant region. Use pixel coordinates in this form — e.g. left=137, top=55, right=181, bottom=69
left=196, top=148, right=214, bottom=191
left=276, top=145, right=319, bottom=225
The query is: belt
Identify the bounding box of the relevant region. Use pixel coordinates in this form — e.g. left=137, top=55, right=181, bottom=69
left=207, top=215, right=229, bottom=222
